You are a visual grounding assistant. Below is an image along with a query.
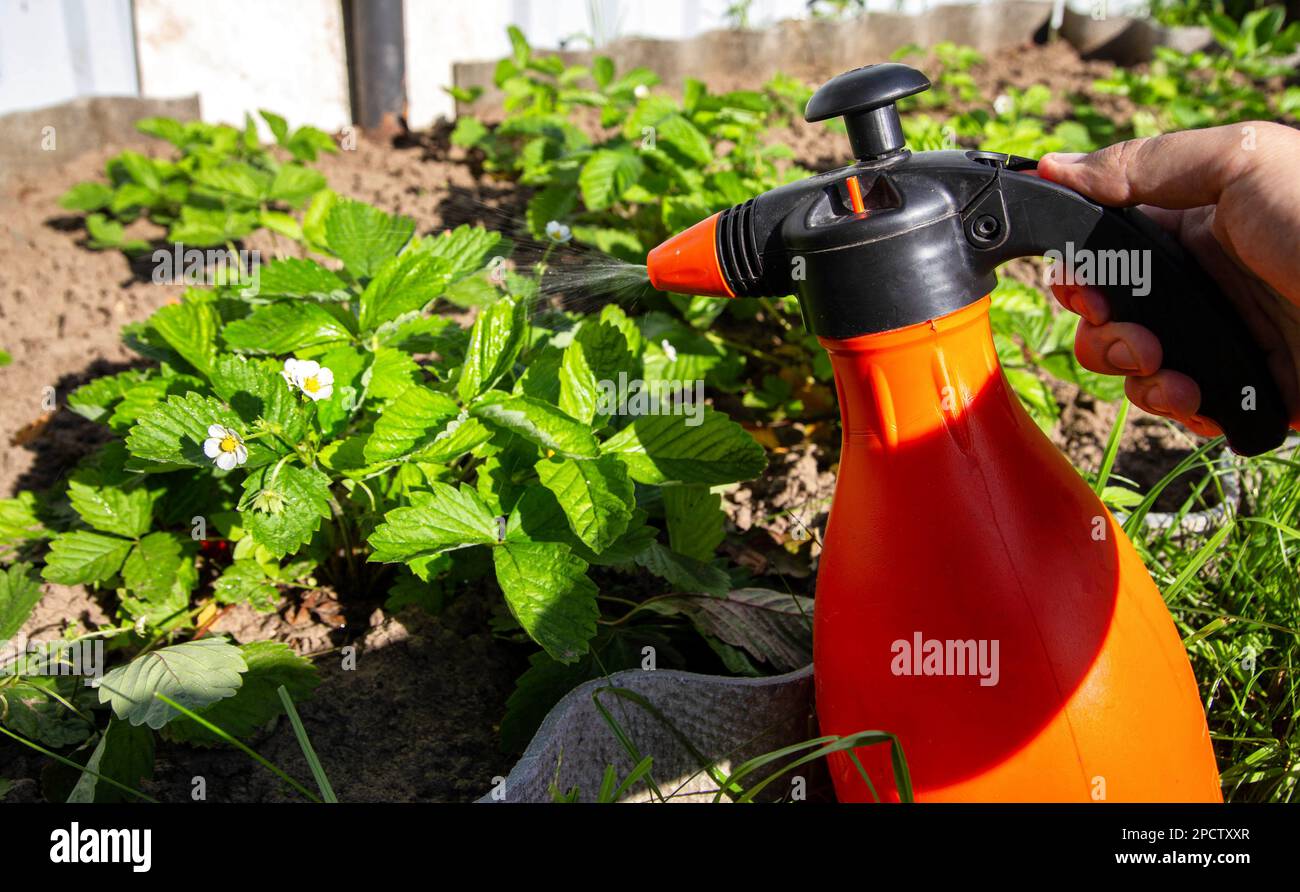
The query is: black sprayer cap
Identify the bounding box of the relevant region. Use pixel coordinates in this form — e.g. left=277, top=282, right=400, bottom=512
left=804, top=63, right=931, bottom=159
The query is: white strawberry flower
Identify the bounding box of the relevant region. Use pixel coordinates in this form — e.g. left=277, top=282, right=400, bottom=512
left=545, top=220, right=572, bottom=243
left=661, top=339, right=678, bottom=361
left=203, top=424, right=248, bottom=471
left=993, top=93, right=1014, bottom=117
left=282, top=357, right=335, bottom=402
left=634, top=84, right=649, bottom=99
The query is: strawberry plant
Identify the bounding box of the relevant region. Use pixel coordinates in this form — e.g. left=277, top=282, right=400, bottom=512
left=57, top=111, right=335, bottom=254
left=2, top=183, right=782, bottom=774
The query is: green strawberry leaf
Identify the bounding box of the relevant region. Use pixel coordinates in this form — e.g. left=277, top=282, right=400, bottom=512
left=663, top=485, right=725, bottom=561
left=120, top=532, right=199, bottom=627
left=535, top=455, right=634, bottom=552
left=126, top=392, right=273, bottom=470
left=0, top=562, right=43, bottom=640
left=457, top=295, right=528, bottom=402
left=66, top=718, right=155, bottom=804
left=579, top=148, right=644, bottom=211
left=634, top=541, right=730, bottom=597
left=363, top=385, right=460, bottom=462
left=238, top=464, right=333, bottom=559
left=255, top=258, right=348, bottom=300
left=148, top=300, right=221, bottom=377
left=358, top=251, right=449, bottom=331
left=42, top=531, right=134, bottom=586
left=470, top=393, right=599, bottom=459
left=368, top=482, right=498, bottom=564
left=324, top=199, right=415, bottom=279
left=493, top=539, right=598, bottom=663
left=209, top=354, right=310, bottom=444
left=222, top=302, right=353, bottom=355
left=419, top=224, right=503, bottom=283
left=212, top=560, right=280, bottom=612
left=601, top=407, right=766, bottom=485
left=66, top=474, right=157, bottom=539
left=95, top=638, right=247, bottom=730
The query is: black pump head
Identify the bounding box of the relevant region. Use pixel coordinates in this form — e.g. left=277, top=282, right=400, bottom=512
left=804, top=63, right=931, bottom=159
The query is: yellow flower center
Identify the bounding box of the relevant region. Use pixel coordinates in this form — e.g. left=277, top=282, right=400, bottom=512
left=303, top=376, right=320, bottom=393
left=219, top=435, right=239, bottom=453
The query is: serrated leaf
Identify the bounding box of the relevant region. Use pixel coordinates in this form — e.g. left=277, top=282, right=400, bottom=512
left=535, top=455, right=633, bottom=552
left=368, top=482, right=498, bottom=563
left=41, top=531, right=134, bottom=586
left=268, top=163, right=326, bottom=205
left=67, top=368, right=153, bottom=423
left=655, top=113, right=713, bottom=165
left=238, top=464, right=332, bottom=559
left=365, top=346, right=421, bottom=401
left=358, top=251, right=449, bottom=331
left=324, top=199, right=415, bottom=278
left=193, top=162, right=268, bottom=201
left=419, top=225, right=502, bottom=283
left=255, top=258, right=349, bottom=300
left=67, top=719, right=154, bottom=804
left=634, top=541, right=730, bottom=597
left=558, top=337, right=598, bottom=424
left=493, top=540, right=598, bottom=663
left=126, top=392, right=268, bottom=469
left=0, top=562, right=43, bottom=640
left=108, top=373, right=206, bottom=434
left=458, top=295, right=527, bottom=402
left=663, top=485, right=724, bottom=561
left=120, top=532, right=198, bottom=626
left=148, top=300, right=220, bottom=376
left=67, top=475, right=157, bottom=539
left=410, top=413, right=494, bottom=462
left=2, top=680, right=94, bottom=748
left=96, top=638, right=247, bottom=730
left=162, top=641, right=319, bottom=745
left=601, top=408, right=766, bottom=485
left=579, top=149, right=644, bottom=211
left=210, top=354, right=309, bottom=444
left=212, top=560, right=280, bottom=612
left=471, top=393, right=598, bottom=459
left=0, top=493, right=47, bottom=556
left=60, top=181, right=114, bottom=212
left=314, top=344, right=372, bottom=438
left=364, top=385, right=460, bottom=461
left=651, top=588, right=813, bottom=671
left=222, top=301, right=353, bottom=354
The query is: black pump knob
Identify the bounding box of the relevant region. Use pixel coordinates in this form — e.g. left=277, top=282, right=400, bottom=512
left=805, top=63, right=931, bottom=160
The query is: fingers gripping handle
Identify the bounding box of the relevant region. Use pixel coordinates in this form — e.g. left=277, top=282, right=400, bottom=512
left=1080, top=207, right=1288, bottom=456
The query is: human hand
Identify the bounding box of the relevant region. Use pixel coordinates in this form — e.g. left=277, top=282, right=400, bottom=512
left=1038, top=122, right=1300, bottom=436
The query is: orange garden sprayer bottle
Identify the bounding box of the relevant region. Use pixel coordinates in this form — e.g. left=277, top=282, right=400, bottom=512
left=645, top=64, right=1289, bottom=802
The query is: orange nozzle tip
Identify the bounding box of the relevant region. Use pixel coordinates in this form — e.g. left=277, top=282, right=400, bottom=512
left=647, top=211, right=734, bottom=298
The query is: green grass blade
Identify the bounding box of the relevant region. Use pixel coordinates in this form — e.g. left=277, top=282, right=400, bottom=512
left=277, top=684, right=337, bottom=803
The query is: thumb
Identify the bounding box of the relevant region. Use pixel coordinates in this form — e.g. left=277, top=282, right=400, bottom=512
left=1039, top=125, right=1259, bottom=210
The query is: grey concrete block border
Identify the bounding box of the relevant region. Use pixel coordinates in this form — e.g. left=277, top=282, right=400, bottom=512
left=0, top=95, right=200, bottom=186
left=453, top=2, right=1215, bottom=115
left=481, top=664, right=815, bottom=803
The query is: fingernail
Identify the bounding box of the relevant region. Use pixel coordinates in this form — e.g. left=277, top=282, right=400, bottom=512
left=1106, top=340, right=1139, bottom=372
left=1145, top=384, right=1170, bottom=415
left=1046, top=152, right=1087, bottom=165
